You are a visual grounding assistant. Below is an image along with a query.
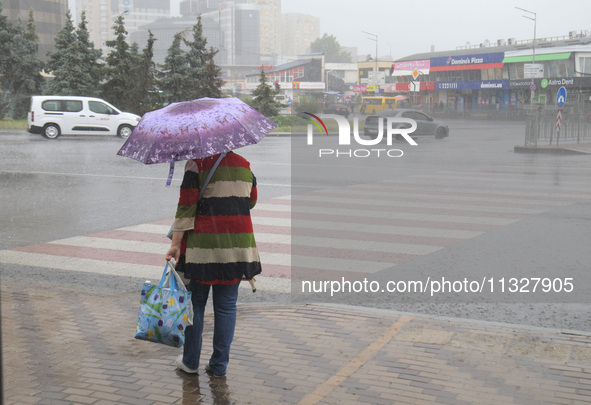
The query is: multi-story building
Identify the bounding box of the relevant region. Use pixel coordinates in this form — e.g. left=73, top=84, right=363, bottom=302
left=139, top=2, right=259, bottom=67
left=202, top=3, right=260, bottom=66
left=355, top=31, right=591, bottom=114
left=1, top=0, right=67, bottom=60
left=75, top=0, right=112, bottom=53
left=245, top=53, right=325, bottom=99
left=110, top=0, right=169, bottom=39
left=129, top=15, right=221, bottom=65
left=246, top=0, right=280, bottom=56
left=280, top=13, right=319, bottom=57
left=179, top=0, right=247, bottom=16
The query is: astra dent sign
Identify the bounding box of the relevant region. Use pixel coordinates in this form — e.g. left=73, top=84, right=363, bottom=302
left=302, top=113, right=418, bottom=146
left=508, top=77, right=591, bottom=89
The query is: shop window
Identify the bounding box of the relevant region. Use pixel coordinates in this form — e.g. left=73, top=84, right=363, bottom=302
left=481, top=69, right=488, bottom=80
left=487, top=69, right=495, bottom=81
left=516, top=63, right=524, bottom=79
left=558, top=60, right=568, bottom=77
left=581, top=57, right=591, bottom=75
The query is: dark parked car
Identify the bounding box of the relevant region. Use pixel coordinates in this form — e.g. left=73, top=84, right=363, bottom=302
left=364, top=109, right=449, bottom=140
left=323, top=103, right=351, bottom=118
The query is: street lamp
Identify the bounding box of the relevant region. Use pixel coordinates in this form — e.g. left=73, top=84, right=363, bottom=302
left=515, top=6, right=537, bottom=63
left=516, top=6, right=537, bottom=106
left=362, top=31, right=378, bottom=72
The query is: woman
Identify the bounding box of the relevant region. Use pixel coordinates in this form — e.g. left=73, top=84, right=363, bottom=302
left=165, top=151, right=261, bottom=378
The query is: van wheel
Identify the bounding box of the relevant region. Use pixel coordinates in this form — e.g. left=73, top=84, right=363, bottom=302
left=435, top=127, right=447, bottom=139
left=118, top=124, right=133, bottom=139
left=43, top=124, right=61, bottom=139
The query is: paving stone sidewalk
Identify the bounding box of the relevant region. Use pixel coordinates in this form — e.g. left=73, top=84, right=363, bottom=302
left=3, top=280, right=591, bottom=405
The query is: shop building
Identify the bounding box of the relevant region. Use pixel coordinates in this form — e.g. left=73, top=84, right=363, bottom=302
left=385, top=31, right=591, bottom=115
left=244, top=54, right=324, bottom=99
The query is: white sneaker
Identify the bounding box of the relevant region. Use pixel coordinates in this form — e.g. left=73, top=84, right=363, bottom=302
left=205, top=363, right=226, bottom=378
left=175, top=355, right=198, bottom=374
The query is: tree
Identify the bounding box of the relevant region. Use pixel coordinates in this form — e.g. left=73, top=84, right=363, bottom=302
left=44, top=10, right=103, bottom=96
left=183, top=15, right=223, bottom=99
left=2, top=9, right=44, bottom=118
left=159, top=16, right=224, bottom=104
left=158, top=32, right=191, bottom=104
left=44, top=10, right=76, bottom=73
left=130, top=30, right=160, bottom=115
left=200, top=46, right=223, bottom=98
left=102, top=15, right=135, bottom=112
left=74, top=11, right=103, bottom=94
left=0, top=1, right=16, bottom=117
left=310, top=34, right=352, bottom=63
left=250, top=69, right=281, bottom=117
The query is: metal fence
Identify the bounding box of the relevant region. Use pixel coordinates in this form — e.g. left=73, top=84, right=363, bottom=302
left=524, top=111, right=591, bottom=146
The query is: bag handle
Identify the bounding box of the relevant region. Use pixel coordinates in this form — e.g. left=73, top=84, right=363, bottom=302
left=158, top=261, right=178, bottom=291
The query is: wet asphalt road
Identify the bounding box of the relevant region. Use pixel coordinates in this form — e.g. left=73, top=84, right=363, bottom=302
left=0, top=130, right=290, bottom=250
left=1, top=122, right=591, bottom=331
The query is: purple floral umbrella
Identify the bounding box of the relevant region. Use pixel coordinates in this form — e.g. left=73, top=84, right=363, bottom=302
left=117, top=97, right=277, bottom=186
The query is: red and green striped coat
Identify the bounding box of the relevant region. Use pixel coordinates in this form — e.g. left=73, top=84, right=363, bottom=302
left=174, top=152, right=261, bottom=284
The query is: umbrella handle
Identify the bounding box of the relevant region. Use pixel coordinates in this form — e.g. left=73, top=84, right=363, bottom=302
left=166, top=152, right=181, bottom=187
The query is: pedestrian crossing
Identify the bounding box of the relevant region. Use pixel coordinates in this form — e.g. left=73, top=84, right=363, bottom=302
left=2, top=171, right=590, bottom=293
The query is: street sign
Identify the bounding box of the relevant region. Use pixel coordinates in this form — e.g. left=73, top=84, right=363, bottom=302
left=412, top=69, right=419, bottom=80
left=524, top=63, right=544, bottom=79
left=556, top=86, right=567, bottom=109
left=530, top=83, right=536, bottom=91
left=367, top=71, right=386, bottom=85
left=287, top=99, right=292, bottom=105
left=556, top=108, right=563, bottom=132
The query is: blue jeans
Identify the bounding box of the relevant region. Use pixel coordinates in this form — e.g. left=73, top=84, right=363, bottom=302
left=182, top=280, right=241, bottom=375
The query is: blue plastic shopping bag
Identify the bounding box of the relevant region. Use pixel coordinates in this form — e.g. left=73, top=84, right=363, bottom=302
left=134, top=262, right=192, bottom=348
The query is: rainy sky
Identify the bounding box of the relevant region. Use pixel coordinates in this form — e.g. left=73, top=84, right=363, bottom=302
left=162, top=0, right=591, bottom=60
left=281, top=0, right=591, bottom=60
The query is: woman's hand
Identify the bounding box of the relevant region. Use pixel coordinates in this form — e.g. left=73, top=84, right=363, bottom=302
left=165, top=230, right=185, bottom=262
left=165, top=245, right=180, bottom=262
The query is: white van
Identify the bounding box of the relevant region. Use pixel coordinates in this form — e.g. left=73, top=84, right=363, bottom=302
left=273, top=94, right=290, bottom=106
left=28, top=96, right=141, bottom=139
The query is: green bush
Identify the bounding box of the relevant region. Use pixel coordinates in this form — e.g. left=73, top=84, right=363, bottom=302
left=295, top=101, right=323, bottom=115
left=269, top=115, right=308, bottom=129
left=0, top=118, right=27, bottom=129
left=240, top=96, right=254, bottom=107
left=269, top=115, right=291, bottom=127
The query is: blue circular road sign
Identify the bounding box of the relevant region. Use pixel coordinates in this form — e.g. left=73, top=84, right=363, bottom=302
left=556, top=86, right=567, bottom=109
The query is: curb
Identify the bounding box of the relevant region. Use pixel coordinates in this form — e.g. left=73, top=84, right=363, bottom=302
left=311, top=302, right=591, bottom=337
left=514, top=145, right=591, bottom=155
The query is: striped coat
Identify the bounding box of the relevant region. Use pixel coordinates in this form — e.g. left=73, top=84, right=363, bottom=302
left=173, top=152, right=261, bottom=284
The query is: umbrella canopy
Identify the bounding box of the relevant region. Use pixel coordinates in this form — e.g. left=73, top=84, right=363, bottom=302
left=117, top=97, right=277, bottom=165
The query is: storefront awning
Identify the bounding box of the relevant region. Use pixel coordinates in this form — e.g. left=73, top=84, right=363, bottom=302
left=502, top=52, right=571, bottom=63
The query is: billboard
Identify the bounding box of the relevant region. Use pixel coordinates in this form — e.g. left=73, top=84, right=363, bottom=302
left=431, top=52, right=505, bottom=71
